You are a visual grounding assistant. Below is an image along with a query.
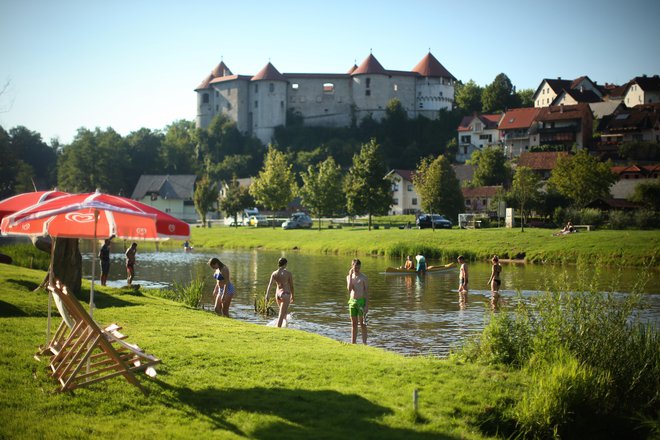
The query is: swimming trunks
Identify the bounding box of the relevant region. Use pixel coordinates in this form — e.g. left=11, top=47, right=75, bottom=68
left=460, top=277, right=467, bottom=286
left=494, top=279, right=501, bottom=286
left=348, top=297, right=366, bottom=317
left=276, top=291, right=291, bottom=300
left=220, top=282, right=235, bottom=297
left=100, top=261, right=110, bottom=275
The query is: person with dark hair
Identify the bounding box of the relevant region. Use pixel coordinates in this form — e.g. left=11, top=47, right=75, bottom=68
left=265, top=257, right=294, bottom=327
left=125, top=242, right=138, bottom=285
left=208, top=257, right=235, bottom=316
left=347, top=258, right=368, bottom=344
left=99, top=237, right=112, bottom=286
left=487, top=255, right=502, bottom=309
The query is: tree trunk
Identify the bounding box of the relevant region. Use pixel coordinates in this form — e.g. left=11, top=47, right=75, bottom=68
left=52, top=238, right=82, bottom=296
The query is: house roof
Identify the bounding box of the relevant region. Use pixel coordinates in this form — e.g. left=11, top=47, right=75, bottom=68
left=209, top=74, right=252, bottom=85
left=601, top=103, right=660, bottom=132
left=535, top=103, right=591, bottom=122
left=499, top=107, right=541, bottom=130
left=589, top=101, right=623, bottom=119
left=386, top=169, right=415, bottom=182
left=461, top=185, right=501, bottom=198
left=611, top=164, right=660, bottom=176
left=458, top=114, right=501, bottom=132
left=283, top=73, right=350, bottom=79
left=628, top=75, right=660, bottom=92
left=517, top=152, right=570, bottom=171
left=411, top=52, right=456, bottom=80
left=553, top=88, right=602, bottom=105
left=351, top=54, right=387, bottom=75
left=347, top=64, right=358, bottom=74
left=131, top=175, right=197, bottom=200
left=195, top=61, right=234, bottom=90
left=251, top=62, right=287, bottom=82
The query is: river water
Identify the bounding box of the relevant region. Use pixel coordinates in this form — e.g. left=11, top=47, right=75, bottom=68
left=83, top=249, right=660, bottom=357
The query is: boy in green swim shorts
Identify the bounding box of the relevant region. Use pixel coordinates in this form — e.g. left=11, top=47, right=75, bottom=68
left=347, top=259, right=368, bottom=344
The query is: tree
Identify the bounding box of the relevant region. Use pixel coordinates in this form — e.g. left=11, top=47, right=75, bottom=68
left=220, top=175, right=254, bottom=227
left=413, top=154, right=464, bottom=227
left=510, top=166, right=541, bottom=231
left=250, top=145, right=298, bottom=215
left=160, top=120, right=198, bottom=175
left=299, top=156, right=345, bottom=229
left=548, top=150, right=617, bottom=207
left=9, top=126, right=57, bottom=190
left=630, top=179, right=660, bottom=211
left=469, top=147, right=511, bottom=187
left=344, top=139, right=392, bottom=230
left=454, top=80, right=483, bottom=114
left=193, top=176, right=217, bottom=226
left=0, top=125, right=17, bottom=198
left=516, top=88, right=535, bottom=107
left=482, top=73, right=515, bottom=113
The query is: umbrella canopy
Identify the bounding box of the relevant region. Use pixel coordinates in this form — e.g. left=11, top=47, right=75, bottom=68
left=0, top=190, right=68, bottom=223
left=1, top=191, right=190, bottom=241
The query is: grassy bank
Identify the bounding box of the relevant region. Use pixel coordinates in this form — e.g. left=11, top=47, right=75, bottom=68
left=0, top=265, right=525, bottom=439
left=188, top=226, right=660, bottom=267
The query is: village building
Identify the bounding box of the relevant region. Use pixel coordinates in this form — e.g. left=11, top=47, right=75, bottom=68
left=516, top=151, right=570, bottom=180
left=532, top=103, right=593, bottom=150
left=599, top=103, right=660, bottom=145
left=533, top=76, right=602, bottom=108
left=498, top=107, right=541, bottom=158
left=623, top=75, right=660, bottom=107
left=461, top=185, right=501, bottom=214
left=456, top=113, right=502, bottom=162
left=131, top=175, right=198, bottom=222
left=385, top=169, right=420, bottom=215
left=195, top=52, right=457, bottom=144
left=609, top=164, right=660, bottom=199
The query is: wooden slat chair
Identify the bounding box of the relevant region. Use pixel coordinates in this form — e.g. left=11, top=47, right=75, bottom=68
left=44, top=281, right=160, bottom=394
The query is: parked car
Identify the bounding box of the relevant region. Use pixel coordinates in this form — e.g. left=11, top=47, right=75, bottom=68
left=282, top=212, right=313, bottom=229
left=248, top=215, right=270, bottom=227
left=416, top=214, right=453, bottom=229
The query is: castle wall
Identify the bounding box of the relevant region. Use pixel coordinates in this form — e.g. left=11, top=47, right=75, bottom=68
left=287, top=76, right=353, bottom=127
left=249, top=80, right=287, bottom=144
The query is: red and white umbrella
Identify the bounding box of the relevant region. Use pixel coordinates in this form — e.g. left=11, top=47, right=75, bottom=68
left=1, top=191, right=191, bottom=318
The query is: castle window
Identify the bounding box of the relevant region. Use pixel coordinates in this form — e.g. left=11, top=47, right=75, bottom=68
left=269, top=83, right=274, bottom=93
left=323, top=83, right=334, bottom=93
left=254, top=101, right=258, bottom=108
left=254, top=84, right=258, bottom=93
left=215, top=91, right=219, bottom=97
left=418, top=102, right=423, bottom=109
left=366, top=78, right=371, bottom=88
left=216, top=105, right=219, bottom=111
left=202, top=93, right=209, bottom=103
left=365, top=90, right=371, bottom=96
left=227, top=103, right=231, bottom=110
left=393, top=84, right=398, bottom=92
left=228, top=88, right=231, bottom=96
left=281, top=101, right=284, bottom=108
left=292, top=83, right=299, bottom=90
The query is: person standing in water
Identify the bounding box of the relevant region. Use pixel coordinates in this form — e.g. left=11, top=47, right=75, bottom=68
left=125, top=242, right=137, bottom=285
left=347, top=258, right=369, bottom=344
left=457, top=255, right=468, bottom=308
left=487, top=255, right=502, bottom=310
left=415, top=252, right=427, bottom=274
left=99, top=237, right=112, bottom=286
left=208, top=257, right=235, bottom=317
left=265, top=257, right=294, bottom=328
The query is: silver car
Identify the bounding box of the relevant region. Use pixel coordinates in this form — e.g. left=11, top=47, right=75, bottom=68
left=282, top=213, right=313, bottom=229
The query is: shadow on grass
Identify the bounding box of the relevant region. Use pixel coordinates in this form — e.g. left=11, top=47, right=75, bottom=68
left=8, top=278, right=40, bottom=291
left=159, top=384, right=456, bottom=440
left=0, top=299, right=29, bottom=317
left=76, top=289, right=138, bottom=309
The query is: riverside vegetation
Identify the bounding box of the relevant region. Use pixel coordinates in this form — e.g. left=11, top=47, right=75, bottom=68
left=1, top=257, right=658, bottom=437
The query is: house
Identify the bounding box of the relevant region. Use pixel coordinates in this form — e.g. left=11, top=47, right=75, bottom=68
left=623, top=75, right=660, bottom=107
left=498, top=107, right=541, bottom=158
left=532, top=103, right=593, bottom=150
left=551, top=87, right=602, bottom=106
left=599, top=103, right=660, bottom=145
left=131, top=175, right=198, bottom=222
left=461, top=185, right=501, bottom=214
left=385, top=169, right=420, bottom=215
left=609, top=164, right=660, bottom=198
left=517, top=151, right=570, bottom=180
left=533, top=76, right=602, bottom=108
left=456, top=113, right=502, bottom=163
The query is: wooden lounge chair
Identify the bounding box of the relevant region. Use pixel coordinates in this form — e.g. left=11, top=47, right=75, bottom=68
left=41, top=281, right=160, bottom=394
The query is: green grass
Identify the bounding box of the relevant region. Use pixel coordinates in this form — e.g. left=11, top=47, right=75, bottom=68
left=0, top=265, right=526, bottom=439
left=188, top=226, right=660, bottom=266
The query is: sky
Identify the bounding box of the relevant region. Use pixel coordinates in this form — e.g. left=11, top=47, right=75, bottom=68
left=1, top=0, right=659, bottom=145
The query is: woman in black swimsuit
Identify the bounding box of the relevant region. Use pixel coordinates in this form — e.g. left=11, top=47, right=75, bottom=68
left=487, top=255, right=502, bottom=310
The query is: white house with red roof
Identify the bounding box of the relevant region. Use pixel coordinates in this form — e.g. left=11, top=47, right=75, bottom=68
left=195, top=52, right=457, bottom=144
left=456, top=113, right=502, bottom=163
left=610, top=164, right=660, bottom=198
left=385, top=169, right=421, bottom=215
left=498, top=107, right=541, bottom=158
left=623, top=75, right=660, bottom=107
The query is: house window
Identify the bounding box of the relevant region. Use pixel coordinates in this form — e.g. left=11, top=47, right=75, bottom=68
left=460, top=135, right=471, bottom=143
left=323, top=83, right=334, bottom=93
left=292, top=83, right=299, bottom=90
left=482, top=199, right=487, bottom=206
left=269, top=83, right=274, bottom=93
left=202, top=93, right=209, bottom=103
left=407, top=184, right=413, bottom=191
left=393, top=198, right=399, bottom=205
left=465, top=199, right=471, bottom=206
left=412, top=198, right=418, bottom=206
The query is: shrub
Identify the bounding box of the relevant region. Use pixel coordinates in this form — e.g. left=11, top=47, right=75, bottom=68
left=634, top=209, right=658, bottom=229
left=608, top=210, right=631, bottom=230
left=577, top=208, right=603, bottom=226
left=154, top=276, right=206, bottom=308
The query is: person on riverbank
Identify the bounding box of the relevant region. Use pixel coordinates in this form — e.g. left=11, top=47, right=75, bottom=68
left=265, top=257, right=294, bottom=327
left=209, top=257, right=235, bottom=317
left=458, top=255, right=468, bottom=308
left=403, top=255, right=414, bottom=270
left=415, top=252, right=427, bottom=274
left=487, top=255, right=502, bottom=310
left=125, top=242, right=137, bottom=286
left=99, top=236, right=112, bottom=286
left=347, top=258, right=368, bottom=344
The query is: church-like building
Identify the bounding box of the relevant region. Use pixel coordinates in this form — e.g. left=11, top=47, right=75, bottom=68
left=195, top=52, right=456, bottom=144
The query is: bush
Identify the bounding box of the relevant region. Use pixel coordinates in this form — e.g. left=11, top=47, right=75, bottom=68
left=608, top=210, right=631, bottom=229
left=634, top=209, right=659, bottom=229
left=577, top=208, right=603, bottom=226
left=153, top=276, right=206, bottom=308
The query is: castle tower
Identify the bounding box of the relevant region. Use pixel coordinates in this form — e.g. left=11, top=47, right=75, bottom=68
left=350, top=54, right=390, bottom=121
left=412, top=52, right=456, bottom=116
left=195, top=61, right=234, bottom=128
left=249, top=62, right=287, bottom=144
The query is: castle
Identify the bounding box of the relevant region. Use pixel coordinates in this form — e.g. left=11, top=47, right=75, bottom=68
left=195, top=52, right=457, bottom=144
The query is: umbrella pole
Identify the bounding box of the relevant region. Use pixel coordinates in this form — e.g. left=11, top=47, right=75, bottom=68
left=46, top=236, right=55, bottom=345
left=90, top=209, right=99, bottom=317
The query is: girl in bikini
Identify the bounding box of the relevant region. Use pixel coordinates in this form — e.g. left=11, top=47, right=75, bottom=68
left=208, top=257, right=235, bottom=317
left=487, top=255, right=502, bottom=310
left=265, top=257, right=294, bottom=328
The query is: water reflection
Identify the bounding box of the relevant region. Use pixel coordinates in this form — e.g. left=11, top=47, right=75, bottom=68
left=82, top=249, right=660, bottom=357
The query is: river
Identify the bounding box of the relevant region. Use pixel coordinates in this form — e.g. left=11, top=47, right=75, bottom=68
left=83, top=249, right=660, bottom=357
